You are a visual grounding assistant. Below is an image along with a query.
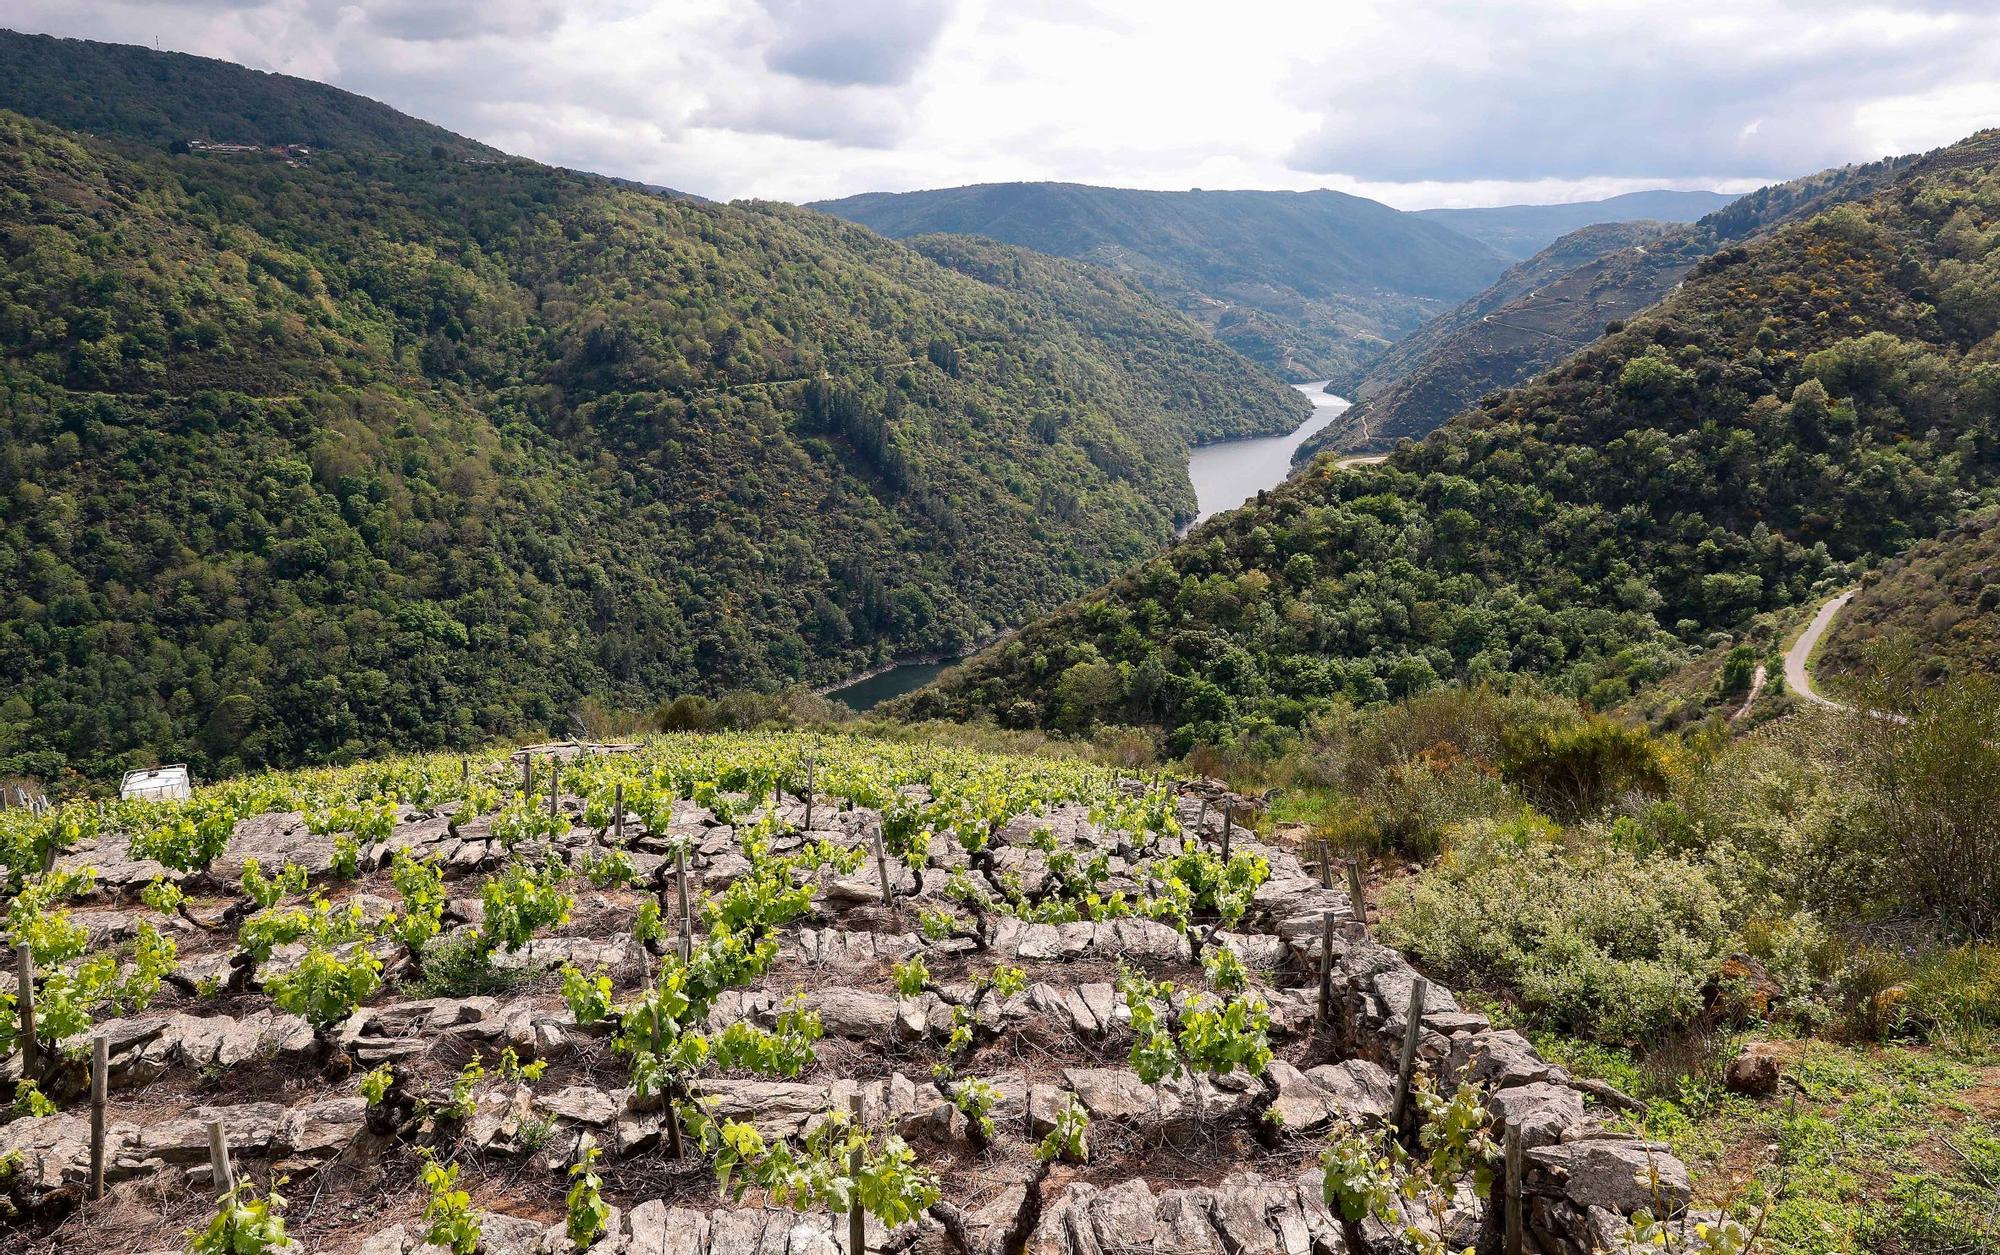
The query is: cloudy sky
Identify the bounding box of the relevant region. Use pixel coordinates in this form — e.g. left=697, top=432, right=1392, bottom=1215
left=12, top=0, right=2000, bottom=207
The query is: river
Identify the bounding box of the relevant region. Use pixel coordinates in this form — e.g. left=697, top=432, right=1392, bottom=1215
left=828, top=381, right=1347, bottom=710
left=1185, top=381, right=1351, bottom=527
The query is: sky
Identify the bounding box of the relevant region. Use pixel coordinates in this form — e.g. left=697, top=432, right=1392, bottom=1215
left=11, top=0, right=2000, bottom=208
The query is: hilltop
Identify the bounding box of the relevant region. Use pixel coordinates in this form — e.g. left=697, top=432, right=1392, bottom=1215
left=894, top=130, right=2000, bottom=750
left=0, top=36, right=1306, bottom=785
left=812, top=181, right=1512, bottom=387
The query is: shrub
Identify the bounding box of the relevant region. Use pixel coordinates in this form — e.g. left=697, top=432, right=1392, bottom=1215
left=1388, top=816, right=1730, bottom=1041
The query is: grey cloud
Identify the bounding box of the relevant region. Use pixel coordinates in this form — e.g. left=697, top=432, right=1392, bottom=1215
left=695, top=78, right=910, bottom=148
left=1284, top=1, right=2000, bottom=180
left=757, top=0, right=952, bottom=86
left=358, top=0, right=568, bottom=42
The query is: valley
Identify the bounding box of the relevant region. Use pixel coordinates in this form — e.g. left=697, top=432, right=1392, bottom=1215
left=1, top=19, right=1997, bottom=1255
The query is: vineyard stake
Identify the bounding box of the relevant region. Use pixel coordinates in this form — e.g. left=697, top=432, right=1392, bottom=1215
left=89, top=1034, right=108, bottom=1200
left=1346, top=859, right=1370, bottom=936
left=1317, top=840, right=1333, bottom=889
left=1504, top=1123, right=1524, bottom=1255
left=803, top=756, right=815, bottom=832
left=1220, top=804, right=1232, bottom=863
left=1390, top=978, right=1428, bottom=1131
left=14, top=944, right=36, bottom=1077
left=675, top=845, right=693, bottom=927
left=548, top=758, right=561, bottom=818
left=207, top=1119, right=235, bottom=1196
left=872, top=824, right=893, bottom=908
left=1316, top=911, right=1336, bottom=1025
left=522, top=755, right=533, bottom=798
left=1192, top=799, right=1208, bottom=853
left=847, top=1091, right=867, bottom=1255
left=460, top=756, right=468, bottom=785
left=612, top=781, right=625, bottom=846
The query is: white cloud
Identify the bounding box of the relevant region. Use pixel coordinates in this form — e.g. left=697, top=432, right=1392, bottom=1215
left=8, top=0, right=2000, bottom=205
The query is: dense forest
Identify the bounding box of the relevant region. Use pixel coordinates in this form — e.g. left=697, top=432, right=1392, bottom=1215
left=813, top=182, right=1511, bottom=387
left=1298, top=150, right=1933, bottom=459
left=0, top=55, right=1306, bottom=785
left=1817, top=507, right=2000, bottom=691
left=895, top=131, right=2000, bottom=753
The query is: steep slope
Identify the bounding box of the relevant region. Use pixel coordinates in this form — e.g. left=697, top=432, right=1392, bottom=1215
left=892, top=131, right=2000, bottom=751
left=1298, top=152, right=1930, bottom=459
left=0, top=28, right=494, bottom=157
left=0, top=87, right=1300, bottom=782
left=1415, top=189, right=1736, bottom=258
left=1815, top=509, right=2000, bottom=691
left=811, top=182, right=1512, bottom=387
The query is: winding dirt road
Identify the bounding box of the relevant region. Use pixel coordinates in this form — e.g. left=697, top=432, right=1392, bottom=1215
left=1784, top=588, right=1856, bottom=710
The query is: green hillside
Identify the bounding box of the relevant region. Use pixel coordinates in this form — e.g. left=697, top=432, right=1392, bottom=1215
left=893, top=132, right=2000, bottom=751
left=0, top=64, right=1302, bottom=784
left=1299, top=152, right=1931, bottom=459
left=1817, top=508, right=2000, bottom=692
left=0, top=28, right=494, bottom=157
left=1414, top=188, right=1736, bottom=258
left=811, top=182, right=1511, bottom=387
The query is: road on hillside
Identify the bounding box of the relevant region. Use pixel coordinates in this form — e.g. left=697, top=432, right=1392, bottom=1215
left=1784, top=589, right=1856, bottom=710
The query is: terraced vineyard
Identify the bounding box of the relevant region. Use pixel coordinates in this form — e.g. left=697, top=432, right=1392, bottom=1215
left=0, top=736, right=1702, bottom=1254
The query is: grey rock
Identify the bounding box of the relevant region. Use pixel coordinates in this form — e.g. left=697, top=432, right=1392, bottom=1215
left=1526, top=1136, right=1691, bottom=1213
left=1487, top=1082, right=1586, bottom=1150
left=1305, top=1059, right=1396, bottom=1121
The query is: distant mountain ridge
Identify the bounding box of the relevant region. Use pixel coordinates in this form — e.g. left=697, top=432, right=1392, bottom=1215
left=1415, top=189, right=1738, bottom=258
left=0, top=28, right=496, bottom=157
left=1296, top=152, right=1930, bottom=459
left=812, top=181, right=1514, bottom=388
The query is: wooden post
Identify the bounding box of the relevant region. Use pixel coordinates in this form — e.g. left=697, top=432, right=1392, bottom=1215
left=206, top=1119, right=235, bottom=1197
left=1317, top=840, right=1333, bottom=889
left=1220, top=804, right=1232, bottom=863
left=1391, top=978, right=1428, bottom=1130
left=1504, top=1123, right=1524, bottom=1255
left=89, top=1034, right=108, bottom=1201
left=612, top=781, right=625, bottom=846
left=1193, top=799, right=1208, bottom=852
left=803, top=757, right=815, bottom=833
left=847, top=1091, right=867, bottom=1255
left=675, top=845, right=692, bottom=926
left=522, top=755, right=533, bottom=798
left=678, top=914, right=692, bottom=965
left=1316, top=911, right=1336, bottom=1024
left=548, top=758, right=561, bottom=817
left=15, top=944, right=37, bottom=1077
left=872, top=824, right=893, bottom=908
left=460, top=756, right=469, bottom=785
left=1346, top=859, right=1370, bottom=936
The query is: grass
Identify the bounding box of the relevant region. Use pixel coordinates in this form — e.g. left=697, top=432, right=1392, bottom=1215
left=1541, top=1031, right=2000, bottom=1255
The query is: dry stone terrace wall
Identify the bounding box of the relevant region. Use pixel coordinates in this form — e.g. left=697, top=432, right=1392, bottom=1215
left=1, top=774, right=1695, bottom=1255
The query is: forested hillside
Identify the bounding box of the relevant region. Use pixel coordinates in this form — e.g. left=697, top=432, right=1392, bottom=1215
left=1817, top=508, right=2000, bottom=690
left=1414, top=187, right=1735, bottom=258
left=0, top=29, right=494, bottom=157
left=895, top=131, right=2000, bottom=751
left=0, top=67, right=1302, bottom=784
left=812, top=182, right=1511, bottom=387
left=1297, top=150, right=1931, bottom=458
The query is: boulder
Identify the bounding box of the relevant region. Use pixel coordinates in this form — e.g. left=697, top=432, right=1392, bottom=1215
left=1723, top=1043, right=1781, bottom=1096
left=1486, top=1082, right=1586, bottom=1149
left=1526, top=1135, right=1691, bottom=1214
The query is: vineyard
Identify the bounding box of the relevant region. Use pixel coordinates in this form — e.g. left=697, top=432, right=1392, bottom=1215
left=0, top=735, right=1706, bottom=1255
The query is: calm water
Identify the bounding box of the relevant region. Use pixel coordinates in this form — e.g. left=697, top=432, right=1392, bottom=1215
left=832, top=383, right=1347, bottom=710
left=1185, top=382, right=1351, bottom=526
left=828, top=658, right=953, bottom=711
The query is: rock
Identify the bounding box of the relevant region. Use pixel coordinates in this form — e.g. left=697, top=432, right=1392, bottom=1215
left=1062, top=1068, right=1162, bottom=1122
left=804, top=987, right=902, bottom=1038
left=1715, top=954, right=1783, bottom=1018
left=543, top=1085, right=624, bottom=1127
left=1723, top=1043, right=1781, bottom=1096
left=1265, top=1060, right=1337, bottom=1131
left=1486, top=1082, right=1586, bottom=1149
left=620, top=1200, right=710, bottom=1254
left=1305, top=1059, right=1395, bottom=1121
left=1526, top=1136, right=1691, bottom=1214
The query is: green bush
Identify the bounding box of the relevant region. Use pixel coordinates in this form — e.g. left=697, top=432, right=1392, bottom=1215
left=1389, top=815, right=1731, bottom=1041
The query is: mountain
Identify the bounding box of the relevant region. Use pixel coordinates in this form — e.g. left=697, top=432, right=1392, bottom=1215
left=891, top=131, right=2000, bottom=751
left=810, top=182, right=1513, bottom=388
left=1816, top=509, right=2000, bottom=692
left=0, top=36, right=1307, bottom=783
left=1415, top=189, right=1738, bottom=258
left=1296, top=152, right=1929, bottom=460
left=0, top=28, right=495, bottom=157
